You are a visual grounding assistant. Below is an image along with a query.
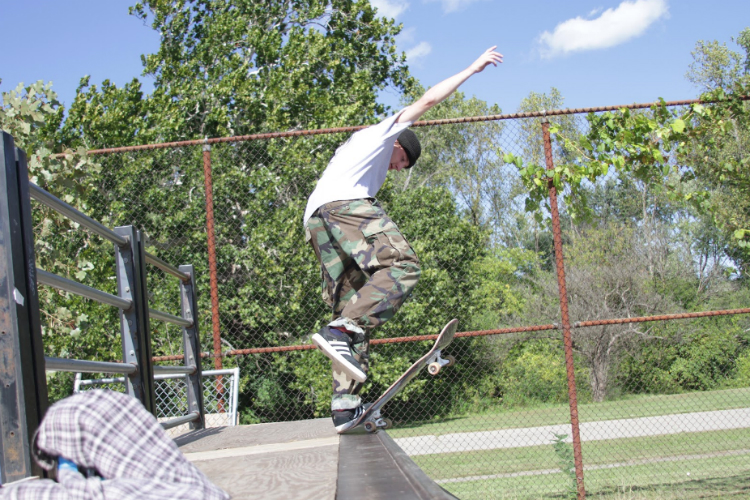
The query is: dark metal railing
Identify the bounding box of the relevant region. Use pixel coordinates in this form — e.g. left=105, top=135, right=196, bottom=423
left=160, top=412, right=201, bottom=430
left=149, top=308, right=194, bottom=328
left=35, top=269, right=133, bottom=310
left=0, top=131, right=205, bottom=485
left=28, top=182, right=190, bottom=282
left=44, top=358, right=137, bottom=375
left=28, top=182, right=128, bottom=246
left=153, top=364, right=198, bottom=376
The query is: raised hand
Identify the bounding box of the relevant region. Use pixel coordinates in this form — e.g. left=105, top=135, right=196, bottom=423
left=469, top=46, right=504, bottom=74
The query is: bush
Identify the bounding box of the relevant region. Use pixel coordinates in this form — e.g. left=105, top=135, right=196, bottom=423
left=499, top=340, right=590, bottom=407
left=617, top=316, right=750, bottom=395
left=729, top=350, right=750, bottom=388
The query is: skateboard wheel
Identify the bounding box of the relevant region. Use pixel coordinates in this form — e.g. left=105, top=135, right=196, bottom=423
left=383, top=418, right=393, bottom=430
left=445, top=355, right=456, bottom=367
left=364, top=421, right=378, bottom=433
left=428, top=362, right=441, bottom=375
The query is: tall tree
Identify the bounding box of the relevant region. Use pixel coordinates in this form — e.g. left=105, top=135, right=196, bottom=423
left=128, top=0, right=411, bottom=140
left=682, top=27, right=750, bottom=274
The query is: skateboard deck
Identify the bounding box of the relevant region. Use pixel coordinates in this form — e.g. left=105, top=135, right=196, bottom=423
left=338, top=318, right=458, bottom=434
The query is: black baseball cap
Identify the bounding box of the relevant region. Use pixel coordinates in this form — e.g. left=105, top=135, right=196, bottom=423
left=397, top=129, right=421, bottom=168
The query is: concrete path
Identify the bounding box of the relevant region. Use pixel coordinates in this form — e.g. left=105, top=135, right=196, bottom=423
left=394, top=407, right=750, bottom=456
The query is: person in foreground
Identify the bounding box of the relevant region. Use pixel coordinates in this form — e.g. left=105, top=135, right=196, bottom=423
left=0, top=390, right=228, bottom=500
left=304, top=46, right=504, bottom=432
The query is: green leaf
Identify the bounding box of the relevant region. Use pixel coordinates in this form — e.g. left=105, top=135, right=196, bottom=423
left=671, top=119, right=686, bottom=133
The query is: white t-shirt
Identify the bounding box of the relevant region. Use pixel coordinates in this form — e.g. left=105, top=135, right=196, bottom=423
left=303, top=110, right=412, bottom=224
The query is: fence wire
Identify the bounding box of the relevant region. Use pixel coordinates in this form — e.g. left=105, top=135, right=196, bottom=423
left=37, top=103, right=750, bottom=499
left=74, top=369, right=239, bottom=438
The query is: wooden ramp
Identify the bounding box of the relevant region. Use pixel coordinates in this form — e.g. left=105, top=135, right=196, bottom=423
left=338, top=431, right=458, bottom=500
left=176, top=419, right=456, bottom=500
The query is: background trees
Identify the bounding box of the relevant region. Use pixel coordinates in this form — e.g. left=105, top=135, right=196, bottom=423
left=681, top=28, right=750, bottom=274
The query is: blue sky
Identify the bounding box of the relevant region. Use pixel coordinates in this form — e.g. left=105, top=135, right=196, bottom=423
left=1, top=0, right=748, bottom=120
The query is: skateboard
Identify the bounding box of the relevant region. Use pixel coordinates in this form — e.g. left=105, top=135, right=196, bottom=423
left=338, top=318, right=458, bottom=434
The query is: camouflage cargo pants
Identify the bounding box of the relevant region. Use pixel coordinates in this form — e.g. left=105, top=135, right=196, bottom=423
left=306, top=198, right=421, bottom=403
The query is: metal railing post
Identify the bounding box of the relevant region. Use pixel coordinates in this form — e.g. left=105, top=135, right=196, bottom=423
left=114, top=226, right=156, bottom=414
left=179, top=264, right=205, bottom=429
left=0, top=133, right=48, bottom=482
left=541, top=119, right=586, bottom=499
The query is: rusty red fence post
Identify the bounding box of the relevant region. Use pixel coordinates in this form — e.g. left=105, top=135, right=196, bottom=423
left=202, top=143, right=225, bottom=411
left=542, top=118, right=586, bottom=499
left=202, top=143, right=223, bottom=369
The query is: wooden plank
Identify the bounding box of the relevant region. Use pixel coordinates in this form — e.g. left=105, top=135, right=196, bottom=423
left=176, top=418, right=336, bottom=453
left=182, top=436, right=337, bottom=462
left=191, top=442, right=338, bottom=500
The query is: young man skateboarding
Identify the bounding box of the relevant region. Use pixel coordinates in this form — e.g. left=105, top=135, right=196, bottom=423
left=304, top=46, right=503, bottom=431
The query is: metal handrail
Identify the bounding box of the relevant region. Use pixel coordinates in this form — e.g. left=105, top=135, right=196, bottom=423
left=45, top=357, right=137, bottom=375
left=144, top=251, right=190, bottom=282
left=30, top=183, right=188, bottom=282
left=36, top=269, right=132, bottom=310
left=28, top=183, right=128, bottom=246
left=160, top=411, right=200, bottom=430
left=153, top=365, right=197, bottom=376
left=149, top=308, right=193, bottom=328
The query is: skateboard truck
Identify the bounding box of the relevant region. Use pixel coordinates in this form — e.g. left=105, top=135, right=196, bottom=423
left=361, top=408, right=393, bottom=433
left=426, top=351, right=455, bottom=376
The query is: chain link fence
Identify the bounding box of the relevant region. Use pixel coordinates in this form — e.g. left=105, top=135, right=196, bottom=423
left=74, top=368, right=240, bottom=438
left=38, top=100, right=750, bottom=499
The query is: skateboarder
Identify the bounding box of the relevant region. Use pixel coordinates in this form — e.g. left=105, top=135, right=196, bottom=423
left=304, top=46, right=503, bottom=431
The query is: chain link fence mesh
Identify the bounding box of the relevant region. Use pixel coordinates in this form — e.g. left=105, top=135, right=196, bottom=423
left=74, top=369, right=239, bottom=438
left=35, top=104, right=750, bottom=499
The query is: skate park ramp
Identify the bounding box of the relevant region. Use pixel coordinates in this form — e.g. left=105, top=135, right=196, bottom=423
left=176, top=419, right=457, bottom=499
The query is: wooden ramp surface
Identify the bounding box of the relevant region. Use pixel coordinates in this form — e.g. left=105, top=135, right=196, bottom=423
left=177, top=419, right=338, bottom=500
left=177, top=419, right=457, bottom=500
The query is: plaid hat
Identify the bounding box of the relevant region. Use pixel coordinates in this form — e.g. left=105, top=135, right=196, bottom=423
left=397, top=129, right=421, bottom=168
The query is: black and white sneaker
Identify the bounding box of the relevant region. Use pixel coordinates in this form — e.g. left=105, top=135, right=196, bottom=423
left=311, top=326, right=367, bottom=383
left=332, top=404, right=369, bottom=433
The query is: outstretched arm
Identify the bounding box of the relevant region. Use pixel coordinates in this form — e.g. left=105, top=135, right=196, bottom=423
left=397, top=46, right=503, bottom=124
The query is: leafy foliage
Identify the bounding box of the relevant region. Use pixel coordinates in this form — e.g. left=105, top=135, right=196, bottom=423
left=128, top=0, right=411, bottom=139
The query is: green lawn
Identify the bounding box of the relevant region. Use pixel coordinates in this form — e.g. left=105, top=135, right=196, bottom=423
left=388, top=387, right=750, bottom=438
left=388, top=388, right=750, bottom=499
left=414, top=428, right=750, bottom=480
left=444, top=453, right=750, bottom=500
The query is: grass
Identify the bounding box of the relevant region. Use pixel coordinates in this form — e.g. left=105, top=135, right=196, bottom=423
left=387, top=388, right=750, bottom=498
left=387, top=387, right=750, bottom=438
left=413, top=428, right=750, bottom=480
left=444, top=454, right=750, bottom=499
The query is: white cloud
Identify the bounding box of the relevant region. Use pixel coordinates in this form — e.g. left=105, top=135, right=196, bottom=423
left=538, top=0, right=669, bottom=58
left=397, top=27, right=417, bottom=45
left=370, top=0, right=408, bottom=19
left=405, top=42, right=432, bottom=64
left=424, top=0, right=484, bottom=14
